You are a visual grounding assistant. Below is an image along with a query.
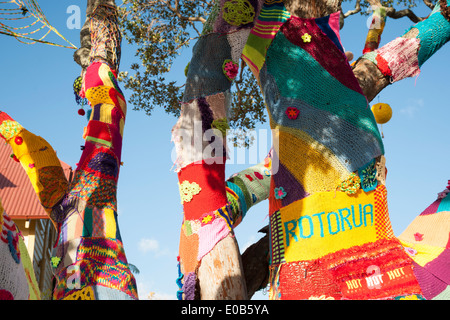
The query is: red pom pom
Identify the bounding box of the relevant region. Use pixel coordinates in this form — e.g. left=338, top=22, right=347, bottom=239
left=78, top=108, right=86, bottom=116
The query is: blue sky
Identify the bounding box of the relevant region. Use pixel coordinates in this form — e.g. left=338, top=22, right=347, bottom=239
left=1, top=1, right=449, bottom=300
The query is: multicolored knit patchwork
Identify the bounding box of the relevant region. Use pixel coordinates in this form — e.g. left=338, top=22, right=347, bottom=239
left=241, top=4, right=425, bottom=300
left=53, top=237, right=137, bottom=300
left=51, top=57, right=135, bottom=299
left=398, top=181, right=450, bottom=300
left=174, top=0, right=266, bottom=300
left=0, top=202, right=41, bottom=300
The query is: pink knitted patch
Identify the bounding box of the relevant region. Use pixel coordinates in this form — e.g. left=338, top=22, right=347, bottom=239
left=196, top=217, right=230, bottom=261
left=377, top=37, right=421, bottom=82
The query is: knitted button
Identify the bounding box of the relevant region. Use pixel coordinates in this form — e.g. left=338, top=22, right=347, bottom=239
left=14, top=136, right=23, bottom=145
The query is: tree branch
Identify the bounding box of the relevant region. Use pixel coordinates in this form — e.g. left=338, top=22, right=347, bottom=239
left=384, top=7, right=426, bottom=23
left=163, top=0, right=207, bottom=24
left=344, top=0, right=362, bottom=18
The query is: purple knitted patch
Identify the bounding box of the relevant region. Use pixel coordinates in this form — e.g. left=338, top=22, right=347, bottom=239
left=197, top=97, right=214, bottom=133
left=182, top=272, right=198, bottom=300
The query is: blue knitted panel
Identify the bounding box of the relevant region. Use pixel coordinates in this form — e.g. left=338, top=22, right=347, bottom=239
left=412, top=1, right=450, bottom=66
left=183, top=33, right=233, bottom=102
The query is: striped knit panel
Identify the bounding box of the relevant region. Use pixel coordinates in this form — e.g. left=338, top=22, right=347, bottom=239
left=242, top=0, right=291, bottom=78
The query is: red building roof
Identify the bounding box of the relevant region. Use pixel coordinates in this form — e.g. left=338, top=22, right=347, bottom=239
left=0, top=141, right=72, bottom=219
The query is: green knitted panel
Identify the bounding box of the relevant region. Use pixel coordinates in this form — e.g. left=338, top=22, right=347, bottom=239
left=265, top=32, right=384, bottom=152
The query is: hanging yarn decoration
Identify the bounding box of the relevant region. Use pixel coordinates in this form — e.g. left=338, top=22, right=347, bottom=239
left=73, top=76, right=88, bottom=116
left=371, top=102, right=392, bottom=124
left=222, top=0, right=255, bottom=26
left=371, top=102, right=392, bottom=138
left=0, top=0, right=77, bottom=49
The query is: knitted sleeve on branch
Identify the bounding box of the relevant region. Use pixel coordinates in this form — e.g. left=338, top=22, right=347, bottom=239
left=361, top=0, right=450, bottom=82
left=0, top=112, right=69, bottom=220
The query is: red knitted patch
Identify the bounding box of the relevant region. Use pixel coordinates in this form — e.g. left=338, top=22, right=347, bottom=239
left=375, top=54, right=392, bottom=77
left=178, top=159, right=228, bottom=220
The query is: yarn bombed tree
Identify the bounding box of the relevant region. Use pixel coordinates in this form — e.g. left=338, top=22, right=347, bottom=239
left=0, top=0, right=138, bottom=300
left=166, top=0, right=450, bottom=300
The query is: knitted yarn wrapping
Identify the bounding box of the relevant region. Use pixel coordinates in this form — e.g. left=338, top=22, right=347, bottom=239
left=51, top=57, right=136, bottom=300
left=89, top=4, right=122, bottom=72
left=243, top=3, right=425, bottom=299
left=174, top=0, right=265, bottom=300
left=183, top=33, right=234, bottom=102
left=398, top=181, right=450, bottom=300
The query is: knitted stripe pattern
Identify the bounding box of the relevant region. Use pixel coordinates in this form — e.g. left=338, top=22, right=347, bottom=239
left=173, top=0, right=265, bottom=300
left=241, top=3, right=424, bottom=300
left=398, top=181, right=450, bottom=300
left=361, top=1, right=450, bottom=82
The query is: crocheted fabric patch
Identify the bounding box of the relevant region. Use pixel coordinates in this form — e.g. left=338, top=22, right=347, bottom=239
left=398, top=183, right=450, bottom=300
left=183, top=33, right=233, bottom=102
left=53, top=237, right=138, bottom=300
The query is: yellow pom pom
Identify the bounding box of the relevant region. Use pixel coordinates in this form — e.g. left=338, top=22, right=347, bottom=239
left=371, top=103, right=392, bottom=124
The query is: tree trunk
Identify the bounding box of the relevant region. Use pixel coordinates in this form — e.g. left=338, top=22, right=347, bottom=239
left=238, top=0, right=450, bottom=299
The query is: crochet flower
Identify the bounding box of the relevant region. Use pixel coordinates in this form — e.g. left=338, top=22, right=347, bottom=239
left=339, top=173, right=361, bottom=195
left=286, top=107, right=300, bottom=120
left=301, top=33, right=312, bottom=43
left=51, top=256, right=61, bottom=268
left=201, top=213, right=215, bottom=226
left=358, top=160, right=377, bottom=192
left=274, top=187, right=287, bottom=199
left=414, top=232, right=424, bottom=241
left=179, top=181, right=202, bottom=204
left=222, top=59, right=239, bottom=81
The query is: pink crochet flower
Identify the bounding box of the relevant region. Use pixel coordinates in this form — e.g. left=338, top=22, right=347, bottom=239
left=414, top=232, right=424, bottom=241
left=274, top=187, right=287, bottom=200
left=223, top=59, right=239, bottom=81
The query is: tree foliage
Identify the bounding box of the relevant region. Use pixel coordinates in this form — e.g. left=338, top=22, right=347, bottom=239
left=117, top=0, right=435, bottom=133
left=118, top=0, right=266, bottom=134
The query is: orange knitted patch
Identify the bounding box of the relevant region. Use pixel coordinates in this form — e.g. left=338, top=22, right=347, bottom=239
left=374, top=185, right=395, bottom=240
left=179, top=227, right=200, bottom=274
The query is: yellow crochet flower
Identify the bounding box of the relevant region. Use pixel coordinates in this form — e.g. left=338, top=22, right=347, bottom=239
left=179, top=181, right=202, bottom=204
left=301, top=33, right=312, bottom=43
